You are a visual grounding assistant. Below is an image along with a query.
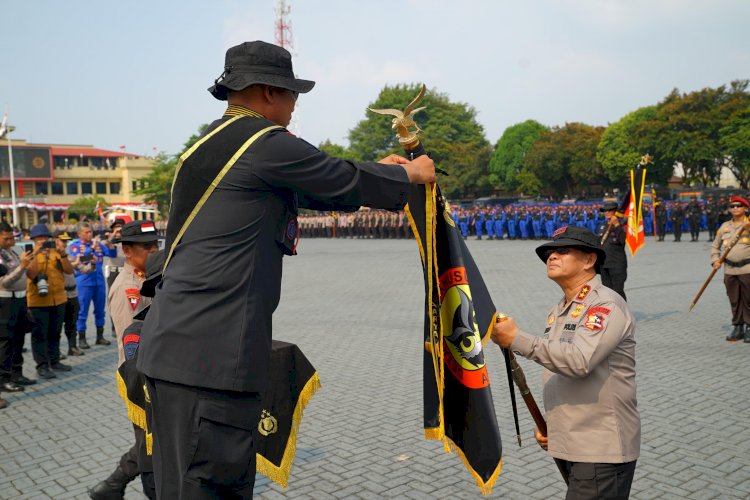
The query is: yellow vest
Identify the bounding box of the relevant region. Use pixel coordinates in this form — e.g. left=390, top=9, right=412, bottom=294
left=27, top=251, right=68, bottom=307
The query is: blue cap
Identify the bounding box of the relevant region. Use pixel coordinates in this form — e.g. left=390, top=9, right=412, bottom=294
left=29, top=224, right=51, bottom=239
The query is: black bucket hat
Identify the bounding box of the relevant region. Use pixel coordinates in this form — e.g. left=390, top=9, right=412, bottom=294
left=599, top=201, right=618, bottom=212
left=535, top=225, right=606, bottom=273
left=208, top=41, right=315, bottom=101
left=115, top=221, right=159, bottom=244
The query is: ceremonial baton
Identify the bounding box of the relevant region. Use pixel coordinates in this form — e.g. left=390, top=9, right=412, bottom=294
left=496, top=313, right=570, bottom=484
left=689, top=227, right=747, bottom=312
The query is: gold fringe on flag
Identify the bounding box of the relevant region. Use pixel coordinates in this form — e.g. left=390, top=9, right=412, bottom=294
left=255, top=372, right=322, bottom=488
left=116, top=371, right=147, bottom=430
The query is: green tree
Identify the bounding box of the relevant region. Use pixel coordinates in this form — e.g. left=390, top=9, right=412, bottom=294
left=318, top=139, right=355, bottom=160
left=522, top=123, right=605, bottom=197
left=638, top=81, right=750, bottom=186
left=135, top=124, right=208, bottom=217
left=489, top=120, right=547, bottom=189
left=720, top=104, right=750, bottom=189
left=596, top=106, right=673, bottom=185
left=347, top=83, right=492, bottom=199
left=67, top=195, right=109, bottom=220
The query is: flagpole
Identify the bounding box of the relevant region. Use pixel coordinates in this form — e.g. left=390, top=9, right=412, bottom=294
left=5, top=123, right=18, bottom=228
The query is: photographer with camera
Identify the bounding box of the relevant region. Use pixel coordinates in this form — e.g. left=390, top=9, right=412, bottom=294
left=26, top=224, right=74, bottom=379
left=69, top=222, right=117, bottom=349
left=0, top=221, right=35, bottom=409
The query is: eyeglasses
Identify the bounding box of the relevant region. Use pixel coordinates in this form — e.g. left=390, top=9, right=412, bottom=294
left=729, top=204, right=745, bottom=209
left=543, top=247, right=573, bottom=261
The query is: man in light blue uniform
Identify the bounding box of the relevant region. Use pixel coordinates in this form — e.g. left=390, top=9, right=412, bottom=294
left=68, top=222, right=117, bottom=348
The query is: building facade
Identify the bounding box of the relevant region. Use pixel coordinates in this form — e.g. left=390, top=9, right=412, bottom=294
left=0, top=139, right=157, bottom=228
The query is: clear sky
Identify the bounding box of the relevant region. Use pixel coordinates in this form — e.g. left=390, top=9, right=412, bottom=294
left=2, top=0, right=748, bottom=157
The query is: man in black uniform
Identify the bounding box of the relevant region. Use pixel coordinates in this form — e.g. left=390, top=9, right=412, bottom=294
left=670, top=202, right=686, bottom=242
left=686, top=195, right=703, bottom=242
left=597, top=201, right=628, bottom=300
left=137, top=41, right=435, bottom=499
left=654, top=197, right=667, bottom=241
left=705, top=196, right=719, bottom=242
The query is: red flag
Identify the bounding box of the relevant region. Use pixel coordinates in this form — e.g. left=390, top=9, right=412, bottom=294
left=625, top=165, right=647, bottom=256
left=119, top=145, right=126, bottom=150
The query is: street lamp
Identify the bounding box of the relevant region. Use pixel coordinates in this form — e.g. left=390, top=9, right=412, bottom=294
left=0, top=120, right=18, bottom=228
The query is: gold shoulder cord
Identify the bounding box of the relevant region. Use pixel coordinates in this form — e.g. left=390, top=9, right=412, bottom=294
left=163, top=124, right=282, bottom=274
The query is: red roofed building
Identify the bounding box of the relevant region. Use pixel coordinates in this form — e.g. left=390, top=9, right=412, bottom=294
left=0, top=139, right=157, bottom=227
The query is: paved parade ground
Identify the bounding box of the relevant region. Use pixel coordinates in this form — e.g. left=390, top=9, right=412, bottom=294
left=1, top=237, right=750, bottom=499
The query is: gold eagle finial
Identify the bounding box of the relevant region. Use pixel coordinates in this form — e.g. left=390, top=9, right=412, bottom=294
left=369, top=84, right=427, bottom=148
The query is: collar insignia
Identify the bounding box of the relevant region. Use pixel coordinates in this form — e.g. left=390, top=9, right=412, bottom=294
left=576, top=285, right=591, bottom=301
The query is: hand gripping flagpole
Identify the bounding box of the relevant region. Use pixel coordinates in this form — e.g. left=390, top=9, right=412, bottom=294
left=689, top=226, right=747, bottom=312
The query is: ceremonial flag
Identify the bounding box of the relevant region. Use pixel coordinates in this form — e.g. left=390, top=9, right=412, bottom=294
left=117, top=336, right=320, bottom=489
left=405, top=183, right=503, bottom=495
left=651, top=187, right=658, bottom=240
left=624, top=164, right=647, bottom=256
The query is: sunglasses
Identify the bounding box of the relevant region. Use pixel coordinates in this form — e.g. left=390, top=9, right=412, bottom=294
left=729, top=204, right=745, bottom=209
left=543, top=247, right=573, bottom=261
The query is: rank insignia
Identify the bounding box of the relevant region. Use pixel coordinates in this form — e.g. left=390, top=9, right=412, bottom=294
left=134, top=269, right=146, bottom=280
left=576, top=285, right=591, bottom=301
left=571, top=303, right=585, bottom=319
left=547, top=314, right=555, bottom=325
left=584, top=312, right=605, bottom=332
left=125, top=288, right=140, bottom=311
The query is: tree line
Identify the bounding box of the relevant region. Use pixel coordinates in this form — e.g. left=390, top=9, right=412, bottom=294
left=136, top=80, right=750, bottom=216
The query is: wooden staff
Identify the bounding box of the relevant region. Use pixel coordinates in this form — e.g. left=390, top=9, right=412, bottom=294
left=508, top=350, right=570, bottom=484
left=689, top=226, right=747, bottom=312
left=496, top=314, right=569, bottom=484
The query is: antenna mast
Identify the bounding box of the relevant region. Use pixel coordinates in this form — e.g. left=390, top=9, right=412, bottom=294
left=274, top=0, right=300, bottom=135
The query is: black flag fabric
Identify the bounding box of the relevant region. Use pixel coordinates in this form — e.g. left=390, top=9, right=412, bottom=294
left=254, top=340, right=321, bottom=487
left=118, top=337, right=320, bottom=489
left=405, top=183, right=503, bottom=495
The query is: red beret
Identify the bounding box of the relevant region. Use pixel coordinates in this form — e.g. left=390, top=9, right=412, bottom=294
left=730, top=196, right=749, bottom=208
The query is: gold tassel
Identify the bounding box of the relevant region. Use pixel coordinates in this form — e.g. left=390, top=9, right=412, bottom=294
left=116, top=372, right=147, bottom=430
left=443, top=436, right=502, bottom=496
left=255, top=372, right=322, bottom=488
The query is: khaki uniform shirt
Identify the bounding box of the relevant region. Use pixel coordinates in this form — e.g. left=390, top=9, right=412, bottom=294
left=107, top=262, right=150, bottom=367
left=0, top=248, right=27, bottom=293
left=711, top=218, right=750, bottom=276
left=511, top=275, right=640, bottom=463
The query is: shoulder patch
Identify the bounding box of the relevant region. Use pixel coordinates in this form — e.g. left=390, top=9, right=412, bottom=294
left=583, top=312, right=606, bottom=332
left=587, top=306, right=611, bottom=316
left=125, top=288, right=140, bottom=311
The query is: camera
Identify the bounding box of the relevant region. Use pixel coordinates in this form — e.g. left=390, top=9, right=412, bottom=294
left=42, top=240, right=56, bottom=249
left=36, top=272, right=49, bottom=297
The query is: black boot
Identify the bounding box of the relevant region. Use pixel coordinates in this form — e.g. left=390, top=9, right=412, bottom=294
left=78, top=332, right=90, bottom=349
left=96, top=327, right=111, bottom=346
left=744, top=325, right=750, bottom=343
left=68, top=333, right=85, bottom=356
left=727, top=324, right=744, bottom=342
left=88, top=464, right=134, bottom=500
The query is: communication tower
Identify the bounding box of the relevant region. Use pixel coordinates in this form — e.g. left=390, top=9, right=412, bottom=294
left=274, top=0, right=300, bottom=135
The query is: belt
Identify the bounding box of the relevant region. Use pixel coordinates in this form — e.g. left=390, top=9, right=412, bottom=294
left=0, top=290, right=26, bottom=298
left=725, top=258, right=750, bottom=268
